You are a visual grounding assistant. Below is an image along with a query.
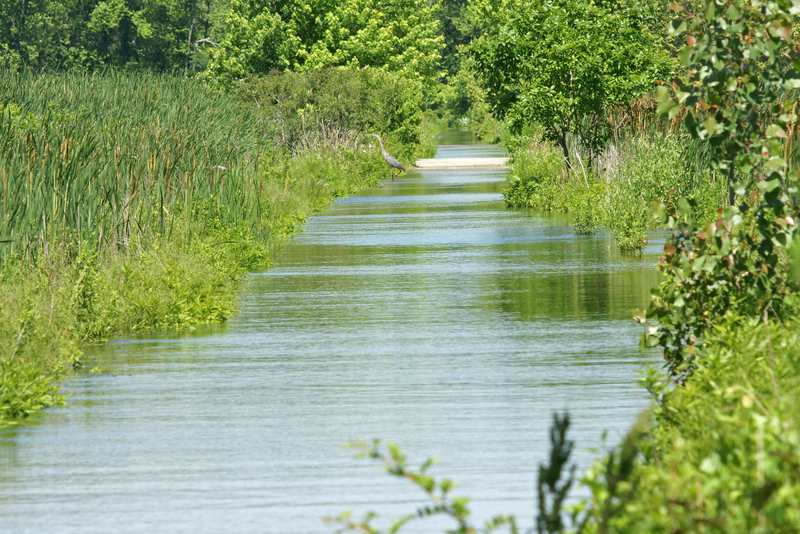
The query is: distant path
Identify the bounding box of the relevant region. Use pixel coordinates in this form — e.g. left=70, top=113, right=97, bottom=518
left=415, top=156, right=509, bottom=170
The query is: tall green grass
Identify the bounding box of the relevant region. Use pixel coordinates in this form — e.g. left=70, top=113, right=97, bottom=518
left=0, top=70, right=273, bottom=267
left=503, top=129, right=728, bottom=252
left=503, top=92, right=800, bottom=252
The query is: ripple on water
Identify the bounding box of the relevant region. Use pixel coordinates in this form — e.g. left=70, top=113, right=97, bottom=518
left=0, top=140, right=662, bottom=534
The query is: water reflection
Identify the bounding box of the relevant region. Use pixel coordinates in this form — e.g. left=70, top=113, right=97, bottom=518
left=0, top=135, right=662, bottom=533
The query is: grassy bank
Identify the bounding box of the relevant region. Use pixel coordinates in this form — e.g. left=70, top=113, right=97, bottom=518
left=0, top=68, right=426, bottom=424
left=569, top=310, right=800, bottom=532
left=503, top=125, right=728, bottom=253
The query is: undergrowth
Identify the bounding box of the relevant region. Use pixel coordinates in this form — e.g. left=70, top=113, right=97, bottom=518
left=503, top=132, right=726, bottom=252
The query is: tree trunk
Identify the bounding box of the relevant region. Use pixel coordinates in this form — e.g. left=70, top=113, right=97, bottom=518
left=185, top=0, right=198, bottom=75
left=558, top=127, right=571, bottom=177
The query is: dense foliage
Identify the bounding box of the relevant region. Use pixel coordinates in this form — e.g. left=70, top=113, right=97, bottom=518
left=232, top=67, right=427, bottom=161
left=0, top=0, right=225, bottom=72
left=204, top=0, right=443, bottom=88
left=471, top=0, right=674, bottom=167
left=644, top=0, right=800, bottom=378
left=502, top=129, right=727, bottom=252
left=602, top=316, right=800, bottom=532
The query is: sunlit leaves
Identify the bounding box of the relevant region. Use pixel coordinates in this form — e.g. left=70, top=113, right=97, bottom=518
left=471, top=0, right=674, bottom=164
left=644, top=0, right=800, bottom=377
left=206, top=0, right=443, bottom=88
left=330, top=440, right=518, bottom=534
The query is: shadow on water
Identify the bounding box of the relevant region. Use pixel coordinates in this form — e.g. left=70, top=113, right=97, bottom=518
left=0, top=131, right=664, bottom=533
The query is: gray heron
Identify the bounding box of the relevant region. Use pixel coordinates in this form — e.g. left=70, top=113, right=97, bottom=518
left=368, top=133, right=406, bottom=180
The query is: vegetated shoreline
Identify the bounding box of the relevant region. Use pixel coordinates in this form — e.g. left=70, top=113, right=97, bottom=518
left=0, top=68, right=431, bottom=426
left=500, top=108, right=728, bottom=255
left=0, top=149, right=385, bottom=426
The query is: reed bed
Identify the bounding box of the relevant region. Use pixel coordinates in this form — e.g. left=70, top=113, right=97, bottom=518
left=0, top=70, right=273, bottom=267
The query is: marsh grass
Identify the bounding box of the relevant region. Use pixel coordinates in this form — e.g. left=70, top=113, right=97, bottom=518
left=0, top=70, right=275, bottom=266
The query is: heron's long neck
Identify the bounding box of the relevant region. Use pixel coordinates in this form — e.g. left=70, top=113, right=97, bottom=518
left=375, top=135, right=387, bottom=155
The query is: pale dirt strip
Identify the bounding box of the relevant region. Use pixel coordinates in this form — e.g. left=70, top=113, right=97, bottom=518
left=414, top=157, right=509, bottom=170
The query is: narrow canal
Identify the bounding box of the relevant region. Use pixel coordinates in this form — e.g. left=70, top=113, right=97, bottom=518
left=0, top=133, right=662, bottom=533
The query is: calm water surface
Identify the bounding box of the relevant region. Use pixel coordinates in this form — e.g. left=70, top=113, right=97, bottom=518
left=0, top=131, right=663, bottom=533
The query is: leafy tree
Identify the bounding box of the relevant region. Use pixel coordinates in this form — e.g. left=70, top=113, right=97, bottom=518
left=0, top=0, right=226, bottom=72
left=643, top=0, right=800, bottom=379
left=205, top=0, right=443, bottom=88
left=233, top=67, right=425, bottom=159
left=470, top=0, right=673, bottom=170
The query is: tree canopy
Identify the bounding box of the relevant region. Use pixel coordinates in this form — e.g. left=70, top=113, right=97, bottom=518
left=204, top=0, right=444, bottom=87
left=470, top=0, right=674, bottom=164
left=0, top=0, right=225, bottom=72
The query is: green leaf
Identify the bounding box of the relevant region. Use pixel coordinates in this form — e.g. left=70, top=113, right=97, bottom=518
left=669, top=19, right=687, bottom=36
left=705, top=1, right=716, bottom=21
left=757, top=178, right=781, bottom=192
left=657, top=99, right=677, bottom=117
left=764, top=157, right=786, bottom=170
left=677, top=197, right=692, bottom=217
left=703, top=115, right=719, bottom=136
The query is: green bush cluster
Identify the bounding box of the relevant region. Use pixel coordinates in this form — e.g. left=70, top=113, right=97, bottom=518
left=606, top=135, right=726, bottom=252
left=573, top=190, right=601, bottom=236
left=570, top=313, right=800, bottom=533
left=503, top=143, right=577, bottom=212
left=232, top=67, right=429, bottom=163
left=205, top=0, right=443, bottom=89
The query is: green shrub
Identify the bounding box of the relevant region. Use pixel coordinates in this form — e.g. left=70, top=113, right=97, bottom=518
left=232, top=67, right=427, bottom=163
left=605, top=136, right=679, bottom=252
left=604, top=134, right=726, bottom=253
left=573, top=186, right=606, bottom=235
left=573, top=195, right=599, bottom=235
left=576, top=314, right=800, bottom=533
left=503, top=144, right=571, bottom=211
left=645, top=0, right=800, bottom=375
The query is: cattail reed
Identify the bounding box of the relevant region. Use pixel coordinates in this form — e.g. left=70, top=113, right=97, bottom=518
left=0, top=70, right=271, bottom=267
